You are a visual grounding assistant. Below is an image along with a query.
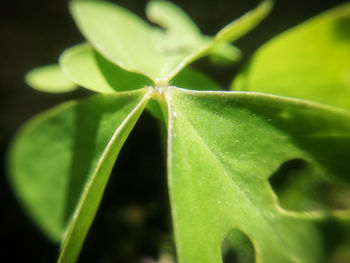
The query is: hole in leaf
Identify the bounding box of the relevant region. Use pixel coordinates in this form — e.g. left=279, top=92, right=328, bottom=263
left=317, top=217, right=350, bottom=262
left=221, top=229, right=255, bottom=263
left=269, top=158, right=350, bottom=212
left=335, top=16, right=350, bottom=41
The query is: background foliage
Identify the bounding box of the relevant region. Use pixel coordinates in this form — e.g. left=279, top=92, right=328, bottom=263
left=0, top=0, right=347, bottom=262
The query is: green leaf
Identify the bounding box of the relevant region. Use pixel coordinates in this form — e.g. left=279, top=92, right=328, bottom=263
left=208, top=0, right=273, bottom=48
left=208, top=42, right=242, bottom=65
left=165, top=87, right=350, bottom=263
left=146, top=0, right=242, bottom=65
left=9, top=88, right=152, bottom=263
left=172, top=68, right=221, bottom=91
left=70, top=0, right=271, bottom=82
left=60, top=42, right=220, bottom=96
left=59, top=41, right=220, bottom=121
left=70, top=0, right=163, bottom=79
left=232, top=2, right=350, bottom=110
left=60, top=43, right=151, bottom=93
left=145, top=0, right=201, bottom=41
left=25, top=64, right=77, bottom=93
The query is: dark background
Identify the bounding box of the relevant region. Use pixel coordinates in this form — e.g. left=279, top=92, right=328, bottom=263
left=0, top=0, right=347, bottom=262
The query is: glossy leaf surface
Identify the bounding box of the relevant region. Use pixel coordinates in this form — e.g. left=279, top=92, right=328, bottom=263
left=70, top=0, right=271, bottom=81
left=232, top=3, right=350, bottom=110
left=26, top=65, right=77, bottom=93
left=166, top=87, right=350, bottom=263
left=9, top=88, right=152, bottom=263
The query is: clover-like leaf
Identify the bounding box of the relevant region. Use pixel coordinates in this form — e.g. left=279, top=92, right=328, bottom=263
left=60, top=43, right=220, bottom=94
left=70, top=0, right=272, bottom=82
left=26, top=64, right=77, bottom=93
left=14, top=2, right=350, bottom=263
left=232, top=2, right=350, bottom=110
left=165, top=87, right=350, bottom=263
left=59, top=42, right=220, bottom=121
left=9, top=88, right=152, bottom=263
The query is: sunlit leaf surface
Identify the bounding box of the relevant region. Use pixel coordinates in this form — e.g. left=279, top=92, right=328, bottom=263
left=70, top=0, right=271, bottom=81
left=166, top=87, right=350, bottom=263
left=26, top=65, right=77, bottom=93
left=232, top=2, right=350, bottom=110
left=11, top=2, right=350, bottom=263
left=60, top=43, right=151, bottom=93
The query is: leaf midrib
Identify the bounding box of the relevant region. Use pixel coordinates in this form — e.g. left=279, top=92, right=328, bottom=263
left=170, top=92, right=290, bottom=253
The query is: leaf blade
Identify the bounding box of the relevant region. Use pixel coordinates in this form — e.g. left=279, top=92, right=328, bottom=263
left=232, top=2, right=350, bottom=110
left=70, top=0, right=163, bottom=79
left=212, top=0, right=273, bottom=47
left=172, top=68, right=221, bottom=91
left=60, top=43, right=151, bottom=93
left=70, top=0, right=269, bottom=81
left=9, top=88, right=152, bottom=261
left=166, top=87, right=350, bottom=263
left=57, top=88, right=152, bottom=263
left=146, top=0, right=201, bottom=39
left=146, top=0, right=242, bottom=66
left=165, top=0, right=273, bottom=79
left=26, top=64, right=77, bottom=93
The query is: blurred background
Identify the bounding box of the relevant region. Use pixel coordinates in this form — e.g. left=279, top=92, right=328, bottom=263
left=0, top=0, right=347, bottom=262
